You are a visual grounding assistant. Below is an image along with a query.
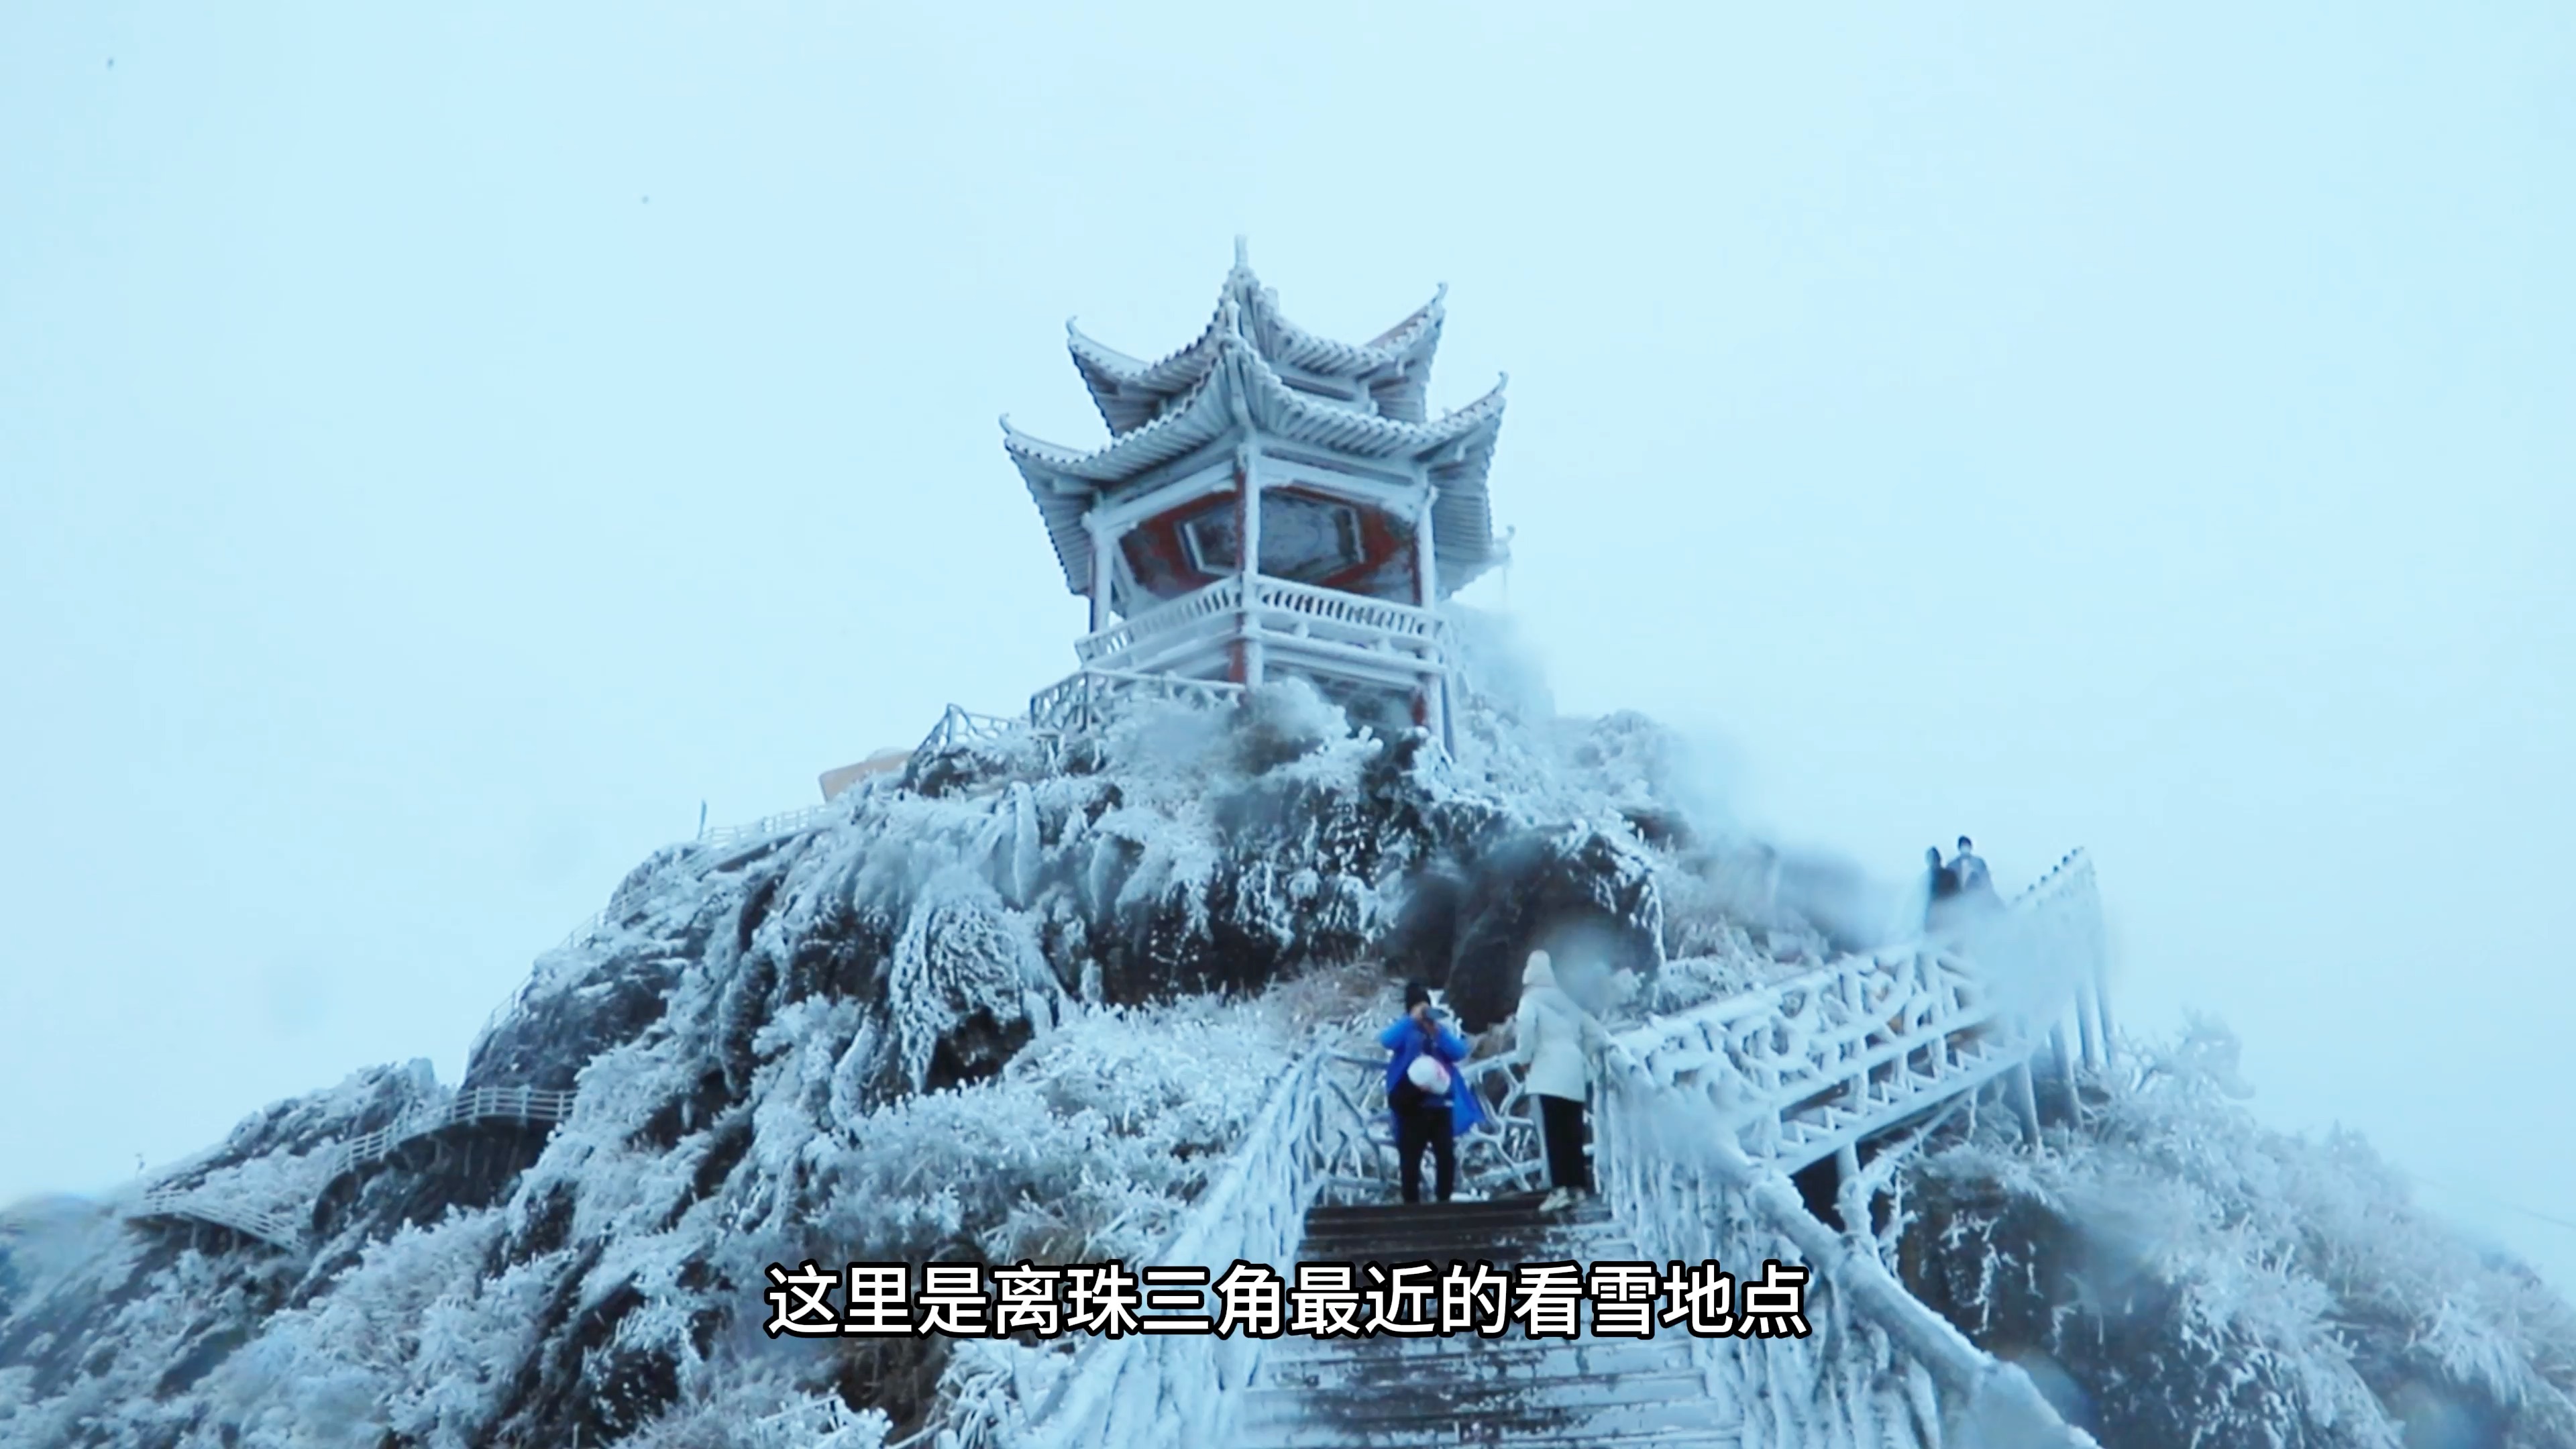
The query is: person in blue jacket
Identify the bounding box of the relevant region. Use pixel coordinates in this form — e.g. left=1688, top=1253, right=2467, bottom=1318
left=1381, top=981, right=1473, bottom=1205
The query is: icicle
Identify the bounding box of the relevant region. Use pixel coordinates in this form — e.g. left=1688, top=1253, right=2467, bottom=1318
left=1008, top=782, right=1040, bottom=907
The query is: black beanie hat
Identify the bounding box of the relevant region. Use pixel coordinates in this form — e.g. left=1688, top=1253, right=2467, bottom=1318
left=1403, top=981, right=1432, bottom=1011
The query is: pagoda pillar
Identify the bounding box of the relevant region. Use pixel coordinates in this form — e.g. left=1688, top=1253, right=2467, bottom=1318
left=1413, top=488, right=1450, bottom=751
left=1237, top=447, right=1265, bottom=686
left=1088, top=523, right=1115, bottom=634
left=1412, top=489, right=1437, bottom=608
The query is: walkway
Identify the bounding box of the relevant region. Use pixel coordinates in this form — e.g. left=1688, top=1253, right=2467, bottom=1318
left=982, top=851, right=2111, bottom=1449
left=1240, top=1197, right=1739, bottom=1448
left=122, top=1085, right=576, bottom=1256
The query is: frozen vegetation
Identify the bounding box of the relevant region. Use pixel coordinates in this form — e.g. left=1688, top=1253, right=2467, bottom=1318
left=3, top=612, right=2571, bottom=1447
left=1900, top=1016, right=2576, bottom=1448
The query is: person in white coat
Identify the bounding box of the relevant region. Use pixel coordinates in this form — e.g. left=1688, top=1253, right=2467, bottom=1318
left=1510, top=950, right=1614, bottom=1214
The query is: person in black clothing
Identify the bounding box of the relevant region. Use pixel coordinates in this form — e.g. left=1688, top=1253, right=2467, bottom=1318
left=1951, top=836, right=1993, bottom=898
left=1924, top=845, right=1960, bottom=928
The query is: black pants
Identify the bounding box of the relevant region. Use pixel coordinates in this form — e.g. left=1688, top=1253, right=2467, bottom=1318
left=1395, top=1102, right=1456, bottom=1204
left=1537, top=1093, right=1591, bottom=1193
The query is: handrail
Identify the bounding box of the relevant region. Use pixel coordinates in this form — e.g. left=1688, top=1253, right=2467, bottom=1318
left=697, top=803, right=843, bottom=853
left=1026, top=669, right=1243, bottom=735
left=1316, top=849, right=2107, bottom=1208
left=1071, top=574, right=1456, bottom=673
left=1321, top=953, right=2008, bottom=1197
left=127, top=1084, right=580, bottom=1257
left=1246, top=574, right=1449, bottom=647
left=2007, top=847, right=2095, bottom=912
left=969, top=1040, right=1335, bottom=1449
left=1621, top=946, right=2021, bottom=1165
left=1596, top=1046, right=2100, bottom=1447
left=1316, top=1046, right=1545, bottom=1202
left=743, top=1394, right=890, bottom=1448
left=127, top=1188, right=307, bottom=1252
left=1073, top=576, right=1246, bottom=665
left=1320, top=944, right=2035, bottom=1204
left=323, top=1085, right=578, bottom=1183
left=918, top=703, right=1026, bottom=759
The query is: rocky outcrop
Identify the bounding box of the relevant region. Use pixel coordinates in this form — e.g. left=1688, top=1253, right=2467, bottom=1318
left=0, top=684, right=1741, bottom=1448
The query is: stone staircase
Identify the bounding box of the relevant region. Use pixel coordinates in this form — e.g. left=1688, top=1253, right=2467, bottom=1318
left=1234, top=1195, right=1739, bottom=1448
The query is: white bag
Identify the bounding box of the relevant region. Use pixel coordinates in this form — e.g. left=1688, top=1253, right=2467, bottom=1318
left=1405, top=1053, right=1453, bottom=1095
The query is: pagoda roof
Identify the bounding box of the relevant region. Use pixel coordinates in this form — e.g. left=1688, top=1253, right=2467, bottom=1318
left=1006, top=307, right=1507, bottom=601
left=1067, top=243, right=1447, bottom=436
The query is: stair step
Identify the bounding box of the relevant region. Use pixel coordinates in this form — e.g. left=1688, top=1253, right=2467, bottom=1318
left=1299, top=1217, right=1622, bottom=1242
left=1297, top=1229, right=1633, bottom=1256
left=1264, top=1323, right=1691, bottom=1360
left=1230, top=1388, right=1736, bottom=1448
left=1301, top=1205, right=1618, bottom=1236
left=1260, top=1336, right=1690, bottom=1387
left=1293, top=1229, right=1638, bottom=1260
left=1238, top=1430, right=1739, bottom=1449
left=1306, top=1195, right=1556, bottom=1222
left=1303, top=1204, right=1611, bottom=1233
left=1286, top=1252, right=1647, bottom=1282
left=1236, top=1367, right=1711, bottom=1429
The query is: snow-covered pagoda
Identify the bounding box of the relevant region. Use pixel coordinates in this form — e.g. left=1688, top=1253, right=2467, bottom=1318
left=1003, top=243, right=1508, bottom=747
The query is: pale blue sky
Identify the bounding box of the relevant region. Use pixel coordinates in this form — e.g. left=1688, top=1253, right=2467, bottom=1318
left=4, top=4, right=2570, bottom=1284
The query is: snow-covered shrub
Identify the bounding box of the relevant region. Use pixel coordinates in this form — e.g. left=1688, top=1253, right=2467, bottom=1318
left=1902, top=1018, right=2576, bottom=1448
left=50, top=678, right=2559, bottom=1448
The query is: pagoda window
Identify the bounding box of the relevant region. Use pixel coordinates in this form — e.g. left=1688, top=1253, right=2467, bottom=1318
left=1177, top=493, right=1364, bottom=584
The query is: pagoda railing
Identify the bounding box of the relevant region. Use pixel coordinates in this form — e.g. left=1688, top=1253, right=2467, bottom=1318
left=1071, top=575, right=1452, bottom=678
left=1073, top=577, right=1246, bottom=668
left=1248, top=574, right=1446, bottom=649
